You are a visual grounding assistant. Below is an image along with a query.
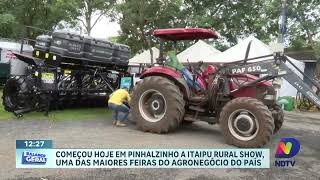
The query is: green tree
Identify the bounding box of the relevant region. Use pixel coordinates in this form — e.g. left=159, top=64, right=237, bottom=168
left=278, top=0, right=320, bottom=72
left=74, top=0, right=116, bottom=35
left=184, top=0, right=320, bottom=51
left=0, top=0, right=18, bottom=38
left=0, top=0, right=78, bottom=39
left=0, top=14, right=18, bottom=38
left=285, top=0, right=320, bottom=50
left=117, top=0, right=184, bottom=54
left=117, top=0, right=280, bottom=53
left=183, top=0, right=279, bottom=46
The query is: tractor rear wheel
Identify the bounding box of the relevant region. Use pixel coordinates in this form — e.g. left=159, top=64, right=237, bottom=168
left=271, top=104, right=284, bottom=134
left=219, top=97, right=274, bottom=148
left=130, top=76, right=185, bottom=133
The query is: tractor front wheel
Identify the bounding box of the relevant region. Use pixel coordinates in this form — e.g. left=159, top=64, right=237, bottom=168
left=219, top=97, right=274, bottom=148
left=130, top=76, right=185, bottom=133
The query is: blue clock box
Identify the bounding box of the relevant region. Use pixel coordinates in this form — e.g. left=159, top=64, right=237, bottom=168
left=16, top=140, right=53, bottom=149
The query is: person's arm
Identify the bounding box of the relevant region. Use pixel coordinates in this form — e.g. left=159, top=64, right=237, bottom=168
left=167, top=51, right=184, bottom=71
left=126, top=91, right=131, bottom=103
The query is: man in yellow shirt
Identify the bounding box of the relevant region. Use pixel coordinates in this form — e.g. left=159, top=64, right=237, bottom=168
left=108, top=87, right=131, bottom=127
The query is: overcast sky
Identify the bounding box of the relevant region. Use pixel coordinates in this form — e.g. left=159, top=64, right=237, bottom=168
left=89, top=16, right=121, bottom=39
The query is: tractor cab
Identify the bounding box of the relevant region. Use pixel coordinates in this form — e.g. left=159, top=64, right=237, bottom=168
left=151, top=28, right=219, bottom=90
left=153, top=28, right=218, bottom=63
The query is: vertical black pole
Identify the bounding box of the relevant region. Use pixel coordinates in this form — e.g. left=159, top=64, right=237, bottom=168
left=20, top=27, right=26, bottom=53
left=148, top=35, right=154, bottom=66
left=158, top=40, right=164, bottom=64
left=279, top=0, right=288, bottom=44
left=149, top=48, right=154, bottom=66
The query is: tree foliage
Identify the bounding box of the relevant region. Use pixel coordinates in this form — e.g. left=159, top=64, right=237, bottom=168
left=0, top=0, right=116, bottom=39
left=285, top=0, right=320, bottom=50
left=184, top=1, right=273, bottom=43
left=0, top=0, right=319, bottom=57
left=116, top=0, right=320, bottom=55
left=117, top=0, right=185, bottom=53
left=0, top=14, right=17, bottom=38
left=73, top=0, right=116, bottom=35
left=0, top=0, right=79, bottom=39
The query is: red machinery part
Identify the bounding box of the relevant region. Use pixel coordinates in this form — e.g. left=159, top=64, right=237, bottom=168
left=229, top=74, right=272, bottom=98
left=153, top=28, right=219, bottom=41
left=140, top=66, right=182, bottom=79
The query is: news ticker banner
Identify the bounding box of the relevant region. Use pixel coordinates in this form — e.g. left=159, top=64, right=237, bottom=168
left=16, top=140, right=270, bottom=168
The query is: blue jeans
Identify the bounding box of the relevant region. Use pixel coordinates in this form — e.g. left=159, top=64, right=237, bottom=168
left=108, top=103, right=129, bottom=121
left=181, top=68, right=203, bottom=91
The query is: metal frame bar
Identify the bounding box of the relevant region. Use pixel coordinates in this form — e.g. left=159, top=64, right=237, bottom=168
left=285, top=56, right=320, bottom=89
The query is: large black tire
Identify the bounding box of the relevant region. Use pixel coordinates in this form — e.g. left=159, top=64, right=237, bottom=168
left=130, top=76, right=185, bottom=133
left=2, top=76, right=30, bottom=112
left=271, top=104, right=284, bottom=134
left=219, top=97, right=274, bottom=148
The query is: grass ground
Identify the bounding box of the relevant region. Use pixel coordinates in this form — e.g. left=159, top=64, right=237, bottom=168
left=0, top=89, right=112, bottom=121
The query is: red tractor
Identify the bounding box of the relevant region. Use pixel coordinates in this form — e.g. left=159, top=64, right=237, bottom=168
left=130, top=28, right=320, bottom=148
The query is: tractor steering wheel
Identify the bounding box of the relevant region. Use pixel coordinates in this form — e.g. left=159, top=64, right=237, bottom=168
left=195, top=61, right=204, bottom=74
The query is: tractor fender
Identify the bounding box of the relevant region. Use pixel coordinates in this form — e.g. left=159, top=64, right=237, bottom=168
left=140, top=66, right=191, bottom=99
left=228, top=74, right=273, bottom=98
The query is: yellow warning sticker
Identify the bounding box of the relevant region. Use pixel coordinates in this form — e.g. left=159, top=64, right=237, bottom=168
left=41, top=73, right=54, bottom=84
left=64, top=70, right=72, bottom=74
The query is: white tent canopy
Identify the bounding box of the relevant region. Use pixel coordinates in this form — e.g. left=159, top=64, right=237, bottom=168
left=177, top=40, right=221, bottom=63
left=203, top=36, right=305, bottom=97
left=203, top=36, right=272, bottom=63
left=129, top=47, right=159, bottom=65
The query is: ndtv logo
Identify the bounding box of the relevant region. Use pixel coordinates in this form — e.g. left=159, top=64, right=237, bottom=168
left=275, top=138, right=300, bottom=167
left=275, top=138, right=300, bottom=158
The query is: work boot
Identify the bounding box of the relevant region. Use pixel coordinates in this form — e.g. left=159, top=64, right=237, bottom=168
left=112, top=120, right=117, bottom=125
left=116, top=121, right=127, bottom=127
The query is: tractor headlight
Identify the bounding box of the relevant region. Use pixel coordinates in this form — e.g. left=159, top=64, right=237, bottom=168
left=35, top=50, right=40, bottom=57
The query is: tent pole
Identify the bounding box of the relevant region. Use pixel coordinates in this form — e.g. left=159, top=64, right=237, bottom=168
left=149, top=48, right=154, bottom=66
left=158, top=40, right=164, bottom=64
